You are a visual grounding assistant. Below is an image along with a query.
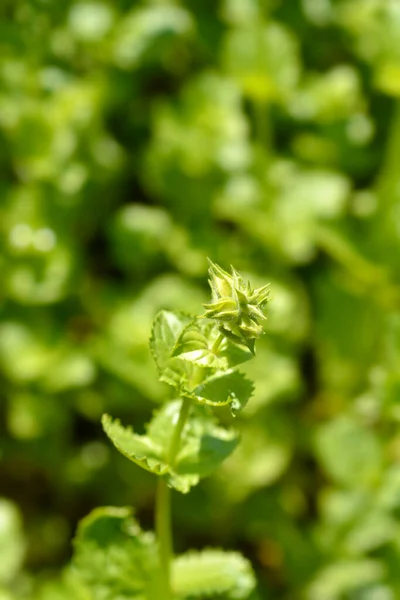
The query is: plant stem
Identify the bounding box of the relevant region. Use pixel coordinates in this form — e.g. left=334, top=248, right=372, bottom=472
left=211, top=331, right=225, bottom=355
left=156, top=396, right=192, bottom=598
left=168, top=396, right=192, bottom=467
left=156, top=478, right=172, bottom=600
left=376, top=100, right=400, bottom=208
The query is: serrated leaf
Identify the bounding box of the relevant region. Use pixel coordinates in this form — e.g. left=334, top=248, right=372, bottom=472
left=172, top=549, right=256, bottom=599
left=192, top=371, right=254, bottom=415
left=102, top=414, right=169, bottom=476
left=150, top=310, right=196, bottom=391
left=159, top=355, right=194, bottom=390
left=103, top=402, right=239, bottom=493
left=219, top=337, right=254, bottom=368
left=150, top=310, right=192, bottom=374
left=173, top=319, right=253, bottom=369
left=175, top=410, right=239, bottom=478
left=172, top=320, right=226, bottom=368
left=71, top=506, right=161, bottom=600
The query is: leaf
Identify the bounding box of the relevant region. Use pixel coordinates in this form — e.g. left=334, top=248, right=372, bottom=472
left=71, top=506, right=161, bottom=600
left=314, top=416, right=382, bottom=487
left=306, top=559, right=385, bottom=600
left=222, top=22, right=300, bottom=103
left=172, top=549, right=256, bottom=599
left=173, top=319, right=253, bottom=369
left=103, top=402, right=239, bottom=493
left=0, top=499, right=25, bottom=585
left=150, top=310, right=194, bottom=390
left=150, top=310, right=192, bottom=373
left=192, top=371, right=254, bottom=415
left=159, top=356, right=194, bottom=391
left=102, top=414, right=169, bottom=476
left=172, top=320, right=226, bottom=368
left=175, top=409, right=239, bottom=479
left=219, top=337, right=254, bottom=368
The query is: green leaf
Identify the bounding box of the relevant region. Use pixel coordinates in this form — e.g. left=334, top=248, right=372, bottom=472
left=71, top=506, right=161, bottom=600
left=172, top=549, right=256, bottom=599
left=150, top=310, right=194, bottom=390
left=172, top=319, right=226, bottom=368
left=192, top=371, right=254, bottom=415
left=219, top=337, right=254, bottom=368
left=159, top=356, right=194, bottom=391
left=306, top=559, right=385, bottom=600
left=174, top=408, right=239, bottom=479
left=223, top=21, right=300, bottom=103
left=150, top=310, right=192, bottom=373
left=103, top=402, right=239, bottom=493
left=102, top=413, right=169, bottom=476
left=0, top=499, right=25, bottom=585
left=31, top=570, right=88, bottom=600
left=314, top=416, right=382, bottom=487
left=173, top=319, right=253, bottom=369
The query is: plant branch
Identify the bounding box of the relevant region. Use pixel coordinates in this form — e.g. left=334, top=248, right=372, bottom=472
left=211, top=331, right=225, bottom=355
left=156, top=396, right=192, bottom=599
left=168, top=396, right=192, bottom=467
left=156, top=477, right=172, bottom=600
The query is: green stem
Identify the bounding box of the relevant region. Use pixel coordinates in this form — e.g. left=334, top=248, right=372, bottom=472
left=156, top=478, right=172, bottom=600
left=374, top=100, right=400, bottom=265
left=168, top=396, right=192, bottom=467
left=376, top=100, right=400, bottom=207
left=156, top=396, right=192, bottom=598
left=211, top=331, right=225, bottom=355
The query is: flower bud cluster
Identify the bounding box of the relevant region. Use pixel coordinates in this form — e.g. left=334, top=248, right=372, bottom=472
left=203, top=260, right=270, bottom=352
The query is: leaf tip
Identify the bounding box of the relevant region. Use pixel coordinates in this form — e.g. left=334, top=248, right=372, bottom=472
left=101, top=413, right=112, bottom=429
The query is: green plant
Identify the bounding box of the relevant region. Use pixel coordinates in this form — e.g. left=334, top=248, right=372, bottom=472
left=70, top=260, right=269, bottom=600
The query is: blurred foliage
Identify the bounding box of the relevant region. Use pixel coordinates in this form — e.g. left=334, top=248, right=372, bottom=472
left=2, top=0, right=400, bottom=598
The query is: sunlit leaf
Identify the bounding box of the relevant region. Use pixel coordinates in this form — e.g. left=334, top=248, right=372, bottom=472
left=172, top=549, right=256, bottom=599
left=150, top=310, right=193, bottom=374
left=192, top=370, right=254, bottom=415
left=0, top=500, right=25, bottom=585
left=103, top=402, right=239, bottom=493
left=173, top=318, right=254, bottom=369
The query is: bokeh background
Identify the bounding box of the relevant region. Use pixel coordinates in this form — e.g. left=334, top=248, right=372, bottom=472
left=2, top=0, right=400, bottom=598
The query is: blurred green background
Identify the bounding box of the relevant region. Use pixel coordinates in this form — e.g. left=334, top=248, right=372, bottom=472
left=2, top=0, right=400, bottom=598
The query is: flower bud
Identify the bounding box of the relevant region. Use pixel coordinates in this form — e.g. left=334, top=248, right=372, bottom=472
left=203, top=260, right=270, bottom=352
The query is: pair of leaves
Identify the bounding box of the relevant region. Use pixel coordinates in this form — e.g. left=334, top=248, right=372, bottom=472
left=150, top=311, right=254, bottom=415
left=102, top=400, right=239, bottom=493
left=71, top=507, right=256, bottom=600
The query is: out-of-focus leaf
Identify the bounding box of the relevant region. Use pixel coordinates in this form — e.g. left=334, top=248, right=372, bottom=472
left=314, top=416, right=382, bottom=487
left=0, top=499, right=25, bottom=585
left=71, top=506, right=161, bottom=600
left=221, top=412, right=292, bottom=500
left=222, top=21, right=300, bottom=102
left=172, top=549, right=256, bottom=599
left=306, top=559, right=385, bottom=600
left=112, top=5, right=194, bottom=69
left=289, top=66, right=363, bottom=122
